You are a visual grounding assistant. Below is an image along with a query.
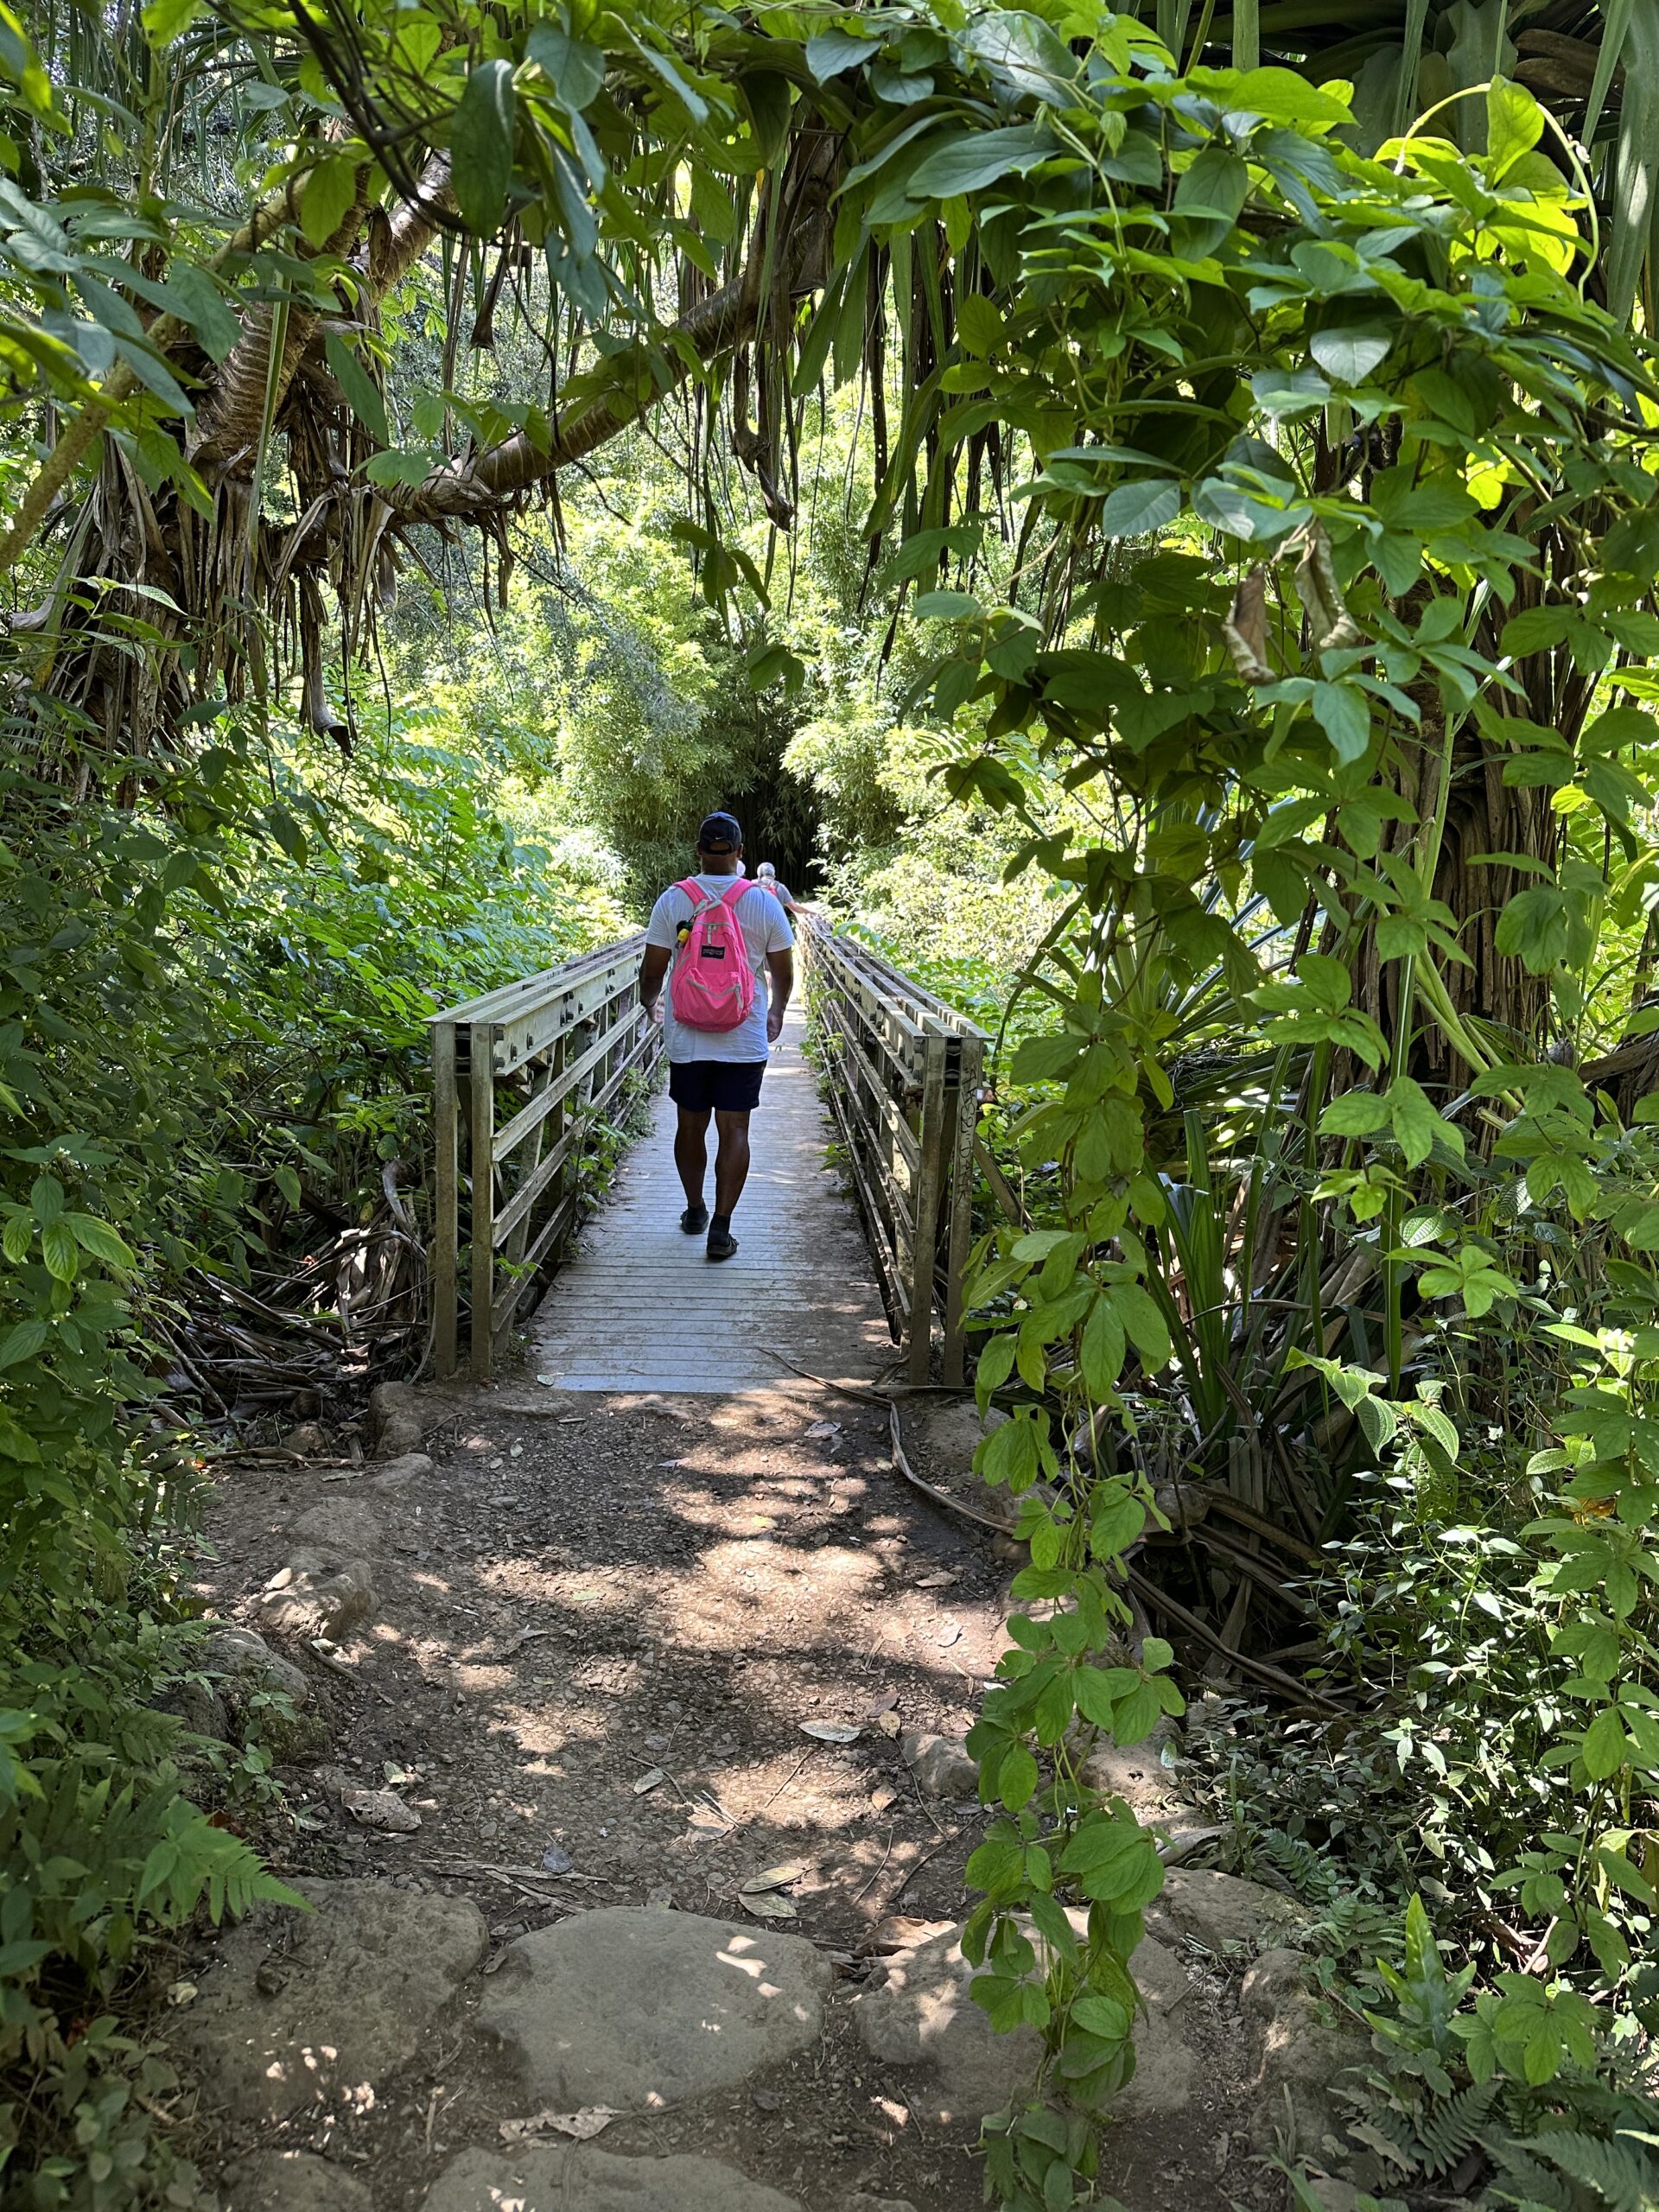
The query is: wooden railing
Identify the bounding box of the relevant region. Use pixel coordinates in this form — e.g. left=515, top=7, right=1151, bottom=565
left=798, top=918, right=988, bottom=1384
left=429, top=938, right=660, bottom=1380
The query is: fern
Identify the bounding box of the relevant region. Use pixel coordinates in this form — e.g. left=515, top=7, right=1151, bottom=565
left=1514, top=2127, right=1659, bottom=2212
left=1416, top=2078, right=1499, bottom=2178
left=1484, top=2139, right=1584, bottom=2212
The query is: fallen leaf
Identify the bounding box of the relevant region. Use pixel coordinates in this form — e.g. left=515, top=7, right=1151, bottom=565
left=913, top=1570, right=959, bottom=1590
left=740, top=1890, right=799, bottom=1920
left=500, top=2107, right=619, bottom=2145
left=633, top=1767, right=666, bottom=1796
left=800, top=1721, right=861, bottom=1744
left=741, top=1859, right=807, bottom=1893
left=166, top=1980, right=198, bottom=2007
left=938, top=1621, right=963, bottom=1648
left=340, top=1787, right=421, bottom=1834
left=877, top=1710, right=902, bottom=1739
left=804, top=1421, right=842, bottom=1439
left=869, top=1785, right=898, bottom=1814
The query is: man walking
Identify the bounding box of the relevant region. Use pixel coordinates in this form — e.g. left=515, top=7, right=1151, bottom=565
left=638, top=812, right=794, bottom=1262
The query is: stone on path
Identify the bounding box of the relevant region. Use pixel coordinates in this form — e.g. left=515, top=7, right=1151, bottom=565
left=370, top=1378, right=425, bottom=1458
left=1147, top=1866, right=1306, bottom=1955
left=202, top=1624, right=308, bottom=1708
left=423, top=2145, right=804, bottom=2212
left=258, top=1553, right=375, bottom=1643
left=200, top=1624, right=321, bottom=1759
left=290, top=1497, right=385, bottom=1557
left=370, top=1449, right=433, bottom=1492
left=221, top=2151, right=373, bottom=2211
left=175, top=1878, right=486, bottom=2125
left=853, top=1919, right=1197, bottom=2129
left=899, top=1730, right=978, bottom=1799
left=476, top=1907, right=830, bottom=2110
left=1242, top=1946, right=1369, bottom=2158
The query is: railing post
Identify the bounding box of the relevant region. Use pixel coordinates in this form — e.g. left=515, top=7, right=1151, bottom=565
left=469, top=1020, right=498, bottom=1383
left=940, top=1033, right=983, bottom=1386
left=432, top=1019, right=459, bottom=1379
left=908, top=1027, right=949, bottom=1382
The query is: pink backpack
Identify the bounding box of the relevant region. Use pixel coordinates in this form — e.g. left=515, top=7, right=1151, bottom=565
left=668, top=879, right=755, bottom=1031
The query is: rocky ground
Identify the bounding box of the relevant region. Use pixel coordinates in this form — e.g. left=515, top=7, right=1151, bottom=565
left=168, top=1375, right=1366, bottom=2212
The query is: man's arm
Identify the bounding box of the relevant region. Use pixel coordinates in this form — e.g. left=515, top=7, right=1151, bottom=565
left=639, top=942, right=672, bottom=1020
left=766, top=948, right=794, bottom=1043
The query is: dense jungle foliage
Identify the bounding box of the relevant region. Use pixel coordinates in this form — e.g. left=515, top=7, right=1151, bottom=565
left=9, top=0, right=1659, bottom=2204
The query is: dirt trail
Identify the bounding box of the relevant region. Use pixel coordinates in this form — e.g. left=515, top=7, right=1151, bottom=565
left=188, top=1367, right=1289, bottom=2212
left=181, top=1025, right=1299, bottom=2210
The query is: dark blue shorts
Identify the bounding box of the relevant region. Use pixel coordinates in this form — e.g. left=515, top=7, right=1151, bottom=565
left=669, top=1060, right=766, bottom=1114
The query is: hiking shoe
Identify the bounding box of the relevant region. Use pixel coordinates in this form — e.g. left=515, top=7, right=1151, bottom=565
left=706, top=1225, right=740, bottom=1262
left=680, top=1205, right=709, bottom=1236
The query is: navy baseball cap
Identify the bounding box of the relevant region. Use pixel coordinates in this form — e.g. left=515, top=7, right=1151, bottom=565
left=697, top=811, right=742, bottom=853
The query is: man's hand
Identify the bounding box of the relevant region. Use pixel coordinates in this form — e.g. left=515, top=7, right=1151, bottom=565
left=639, top=943, right=671, bottom=1024
left=766, top=947, right=793, bottom=1049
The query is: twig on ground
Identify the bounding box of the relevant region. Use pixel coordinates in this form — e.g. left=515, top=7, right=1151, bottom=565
left=758, top=1747, right=817, bottom=1814
left=761, top=1349, right=888, bottom=1402
left=853, top=1828, right=896, bottom=1904
left=889, top=1403, right=1013, bottom=1538
left=880, top=1833, right=957, bottom=1914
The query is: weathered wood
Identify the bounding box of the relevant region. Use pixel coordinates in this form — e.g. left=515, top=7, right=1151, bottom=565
left=469, top=1020, right=498, bottom=1383
left=798, top=919, right=988, bottom=1383
left=430, top=938, right=661, bottom=1383
left=909, top=1031, right=949, bottom=1384
left=432, top=1020, right=459, bottom=1379
left=941, top=1033, right=985, bottom=1385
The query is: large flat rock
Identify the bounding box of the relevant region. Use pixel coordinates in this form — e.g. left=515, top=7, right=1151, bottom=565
left=221, top=2151, right=373, bottom=2210
left=175, top=1878, right=486, bottom=2124
left=1147, top=1866, right=1306, bottom=1955
left=423, top=2145, right=804, bottom=2212
left=476, top=1906, right=830, bottom=2109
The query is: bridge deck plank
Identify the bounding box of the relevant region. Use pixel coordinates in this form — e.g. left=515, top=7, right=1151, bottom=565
left=529, top=1004, right=894, bottom=1394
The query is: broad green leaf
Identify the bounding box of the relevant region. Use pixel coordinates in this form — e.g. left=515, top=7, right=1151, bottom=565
left=1580, top=1705, right=1627, bottom=1781
left=141, top=0, right=201, bottom=44
left=41, top=1219, right=78, bottom=1282
left=1309, top=324, right=1393, bottom=385
left=804, top=29, right=879, bottom=79
left=907, top=123, right=1057, bottom=201
left=1310, top=680, right=1370, bottom=763
left=324, top=333, right=389, bottom=446
left=162, top=264, right=241, bottom=362
left=525, top=24, right=605, bottom=109
left=0, top=1318, right=47, bottom=1369
left=451, top=59, right=517, bottom=234
left=999, top=1744, right=1039, bottom=1810
left=301, top=155, right=359, bottom=249
left=1485, top=76, right=1543, bottom=181
left=1096, top=479, right=1179, bottom=540
left=65, top=1213, right=136, bottom=1271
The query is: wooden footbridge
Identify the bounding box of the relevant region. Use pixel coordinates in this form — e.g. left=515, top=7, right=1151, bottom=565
left=428, top=919, right=988, bottom=1394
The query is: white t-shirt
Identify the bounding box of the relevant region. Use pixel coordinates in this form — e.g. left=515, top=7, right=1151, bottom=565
left=645, top=874, right=795, bottom=1065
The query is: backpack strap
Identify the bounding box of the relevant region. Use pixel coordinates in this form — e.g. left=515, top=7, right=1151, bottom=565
left=718, top=880, right=749, bottom=911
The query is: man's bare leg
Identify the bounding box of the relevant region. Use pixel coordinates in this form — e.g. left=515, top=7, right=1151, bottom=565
left=706, top=1109, right=753, bottom=1260
left=675, top=1107, right=710, bottom=1217
left=712, top=1109, right=753, bottom=1217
